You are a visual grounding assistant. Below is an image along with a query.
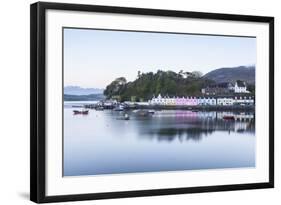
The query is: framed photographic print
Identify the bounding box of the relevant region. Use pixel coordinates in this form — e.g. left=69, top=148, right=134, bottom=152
left=30, top=2, right=274, bottom=203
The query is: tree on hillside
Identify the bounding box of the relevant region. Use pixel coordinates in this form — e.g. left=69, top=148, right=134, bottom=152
left=191, top=71, right=203, bottom=79
left=103, top=70, right=214, bottom=102
left=103, top=77, right=127, bottom=98
left=247, top=84, right=255, bottom=94
left=137, top=71, right=142, bottom=79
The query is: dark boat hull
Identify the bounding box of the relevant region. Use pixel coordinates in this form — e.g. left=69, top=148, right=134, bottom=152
left=223, top=116, right=235, bottom=120
left=73, top=110, right=89, bottom=115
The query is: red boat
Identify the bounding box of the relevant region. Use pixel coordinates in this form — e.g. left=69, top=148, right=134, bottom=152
left=73, top=110, right=89, bottom=115
left=223, top=115, right=235, bottom=120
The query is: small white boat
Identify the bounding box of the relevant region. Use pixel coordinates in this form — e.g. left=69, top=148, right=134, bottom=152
left=124, top=114, right=130, bottom=120
left=116, top=113, right=130, bottom=120
left=113, top=105, right=125, bottom=111
left=148, top=110, right=155, bottom=114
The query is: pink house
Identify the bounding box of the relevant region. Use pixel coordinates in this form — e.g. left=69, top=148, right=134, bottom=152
left=175, top=97, right=184, bottom=105
left=186, top=97, right=198, bottom=106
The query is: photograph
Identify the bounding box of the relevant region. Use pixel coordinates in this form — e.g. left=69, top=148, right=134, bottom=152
left=30, top=2, right=274, bottom=202
left=63, top=28, right=256, bottom=176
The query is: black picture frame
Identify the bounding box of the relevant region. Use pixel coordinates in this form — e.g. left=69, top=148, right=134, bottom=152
left=30, top=1, right=274, bottom=203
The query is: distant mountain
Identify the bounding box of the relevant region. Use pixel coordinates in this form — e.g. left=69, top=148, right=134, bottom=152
left=64, top=86, right=104, bottom=95
left=203, top=66, right=255, bottom=84
left=64, top=94, right=105, bottom=101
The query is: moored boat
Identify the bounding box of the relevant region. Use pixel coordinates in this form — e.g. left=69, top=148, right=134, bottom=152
left=135, top=110, right=149, bottom=116
left=72, top=105, right=83, bottom=108
left=73, top=110, right=89, bottom=115
left=95, top=106, right=104, bottom=111
left=148, top=110, right=155, bottom=114
left=124, top=114, right=130, bottom=120
left=116, top=113, right=130, bottom=120
left=223, top=115, right=235, bottom=120
left=113, top=105, right=125, bottom=111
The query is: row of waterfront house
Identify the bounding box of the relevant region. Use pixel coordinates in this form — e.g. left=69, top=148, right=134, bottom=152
left=149, top=94, right=254, bottom=106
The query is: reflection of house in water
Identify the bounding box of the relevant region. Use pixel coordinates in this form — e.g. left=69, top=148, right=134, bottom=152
left=139, top=111, right=255, bottom=142
left=216, top=112, right=254, bottom=121
left=197, top=111, right=217, bottom=119
left=235, top=121, right=249, bottom=133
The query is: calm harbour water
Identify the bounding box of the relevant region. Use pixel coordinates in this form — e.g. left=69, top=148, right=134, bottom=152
left=63, top=104, right=255, bottom=176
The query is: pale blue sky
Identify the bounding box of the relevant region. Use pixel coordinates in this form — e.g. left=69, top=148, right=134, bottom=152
left=64, top=28, right=256, bottom=89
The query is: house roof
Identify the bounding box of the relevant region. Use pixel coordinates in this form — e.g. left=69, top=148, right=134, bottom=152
left=207, top=82, right=233, bottom=88
left=236, top=80, right=246, bottom=87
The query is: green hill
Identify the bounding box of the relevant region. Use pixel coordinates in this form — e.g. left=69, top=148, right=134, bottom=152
left=104, top=70, right=214, bottom=102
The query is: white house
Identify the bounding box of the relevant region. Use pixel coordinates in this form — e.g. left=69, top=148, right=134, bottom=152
left=217, top=97, right=234, bottom=106
left=234, top=81, right=250, bottom=93
left=233, top=96, right=254, bottom=105
left=207, top=97, right=216, bottom=105
left=197, top=97, right=216, bottom=105
left=149, top=94, right=254, bottom=106
left=150, top=94, right=161, bottom=105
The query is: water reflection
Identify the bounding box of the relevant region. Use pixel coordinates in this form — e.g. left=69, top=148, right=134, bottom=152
left=132, top=110, right=255, bottom=142
left=145, top=127, right=214, bottom=142
left=64, top=108, right=255, bottom=176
